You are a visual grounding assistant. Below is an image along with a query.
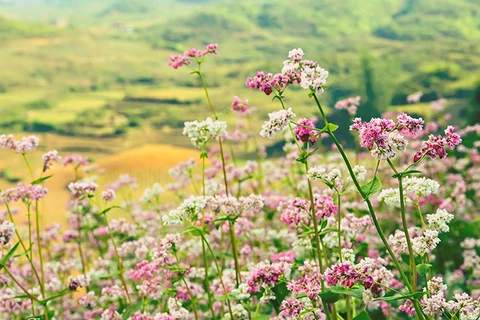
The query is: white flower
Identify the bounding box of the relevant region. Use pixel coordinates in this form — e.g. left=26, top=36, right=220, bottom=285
left=183, top=117, right=227, bottom=148
left=427, top=209, right=454, bottom=233
left=141, top=183, right=164, bottom=203
left=307, top=166, right=341, bottom=187
left=351, top=165, right=367, bottom=182
left=260, top=108, right=296, bottom=139
left=378, top=188, right=411, bottom=207
left=299, top=65, right=329, bottom=93
left=412, top=229, right=440, bottom=255
left=404, top=177, right=440, bottom=198
left=162, top=196, right=207, bottom=225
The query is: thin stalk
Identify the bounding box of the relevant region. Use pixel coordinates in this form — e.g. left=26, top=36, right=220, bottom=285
left=387, top=159, right=418, bottom=293
left=4, top=266, right=39, bottom=302
left=311, top=93, right=426, bottom=319
left=197, top=69, right=230, bottom=197
left=76, top=214, right=89, bottom=292
left=5, top=203, right=42, bottom=287
left=103, top=214, right=132, bottom=305
left=201, top=234, right=234, bottom=319
left=174, top=251, right=199, bottom=320
left=228, top=220, right=242, bottom=286
left=34, top=201, right=46, bottom=297
left=336, top=190, right=342, bottom=261
left=22, top=153, right=34, bottom=181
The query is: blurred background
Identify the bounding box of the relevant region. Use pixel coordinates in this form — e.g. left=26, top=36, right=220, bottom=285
left=0, top=0, right=479, bottom=222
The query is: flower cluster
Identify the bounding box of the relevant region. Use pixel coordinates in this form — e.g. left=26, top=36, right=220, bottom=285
left=183, top=117, right=227, bottom=149
left=167, top=43, right=218, bottom=69
left=260, top=108, right=296, bottom=139
left=334, top=96, right=361, bottom=116
left=414, top=125, right=462, bottom=162
left=0, top=134, right=39, bottom=153
left=350, top=114, right=425, bottom=159
left=245, top=71, right=289, bottom=95
left=230, top=96, right=248, bottom=113
left=293, top=118, right=318, bottom=144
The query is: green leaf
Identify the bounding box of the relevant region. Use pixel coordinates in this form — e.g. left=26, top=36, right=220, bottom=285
left=360, top=176, right=381, bottom=199
left=319, top=289, right=340, bottom=304
left=329, top=285, right=364, bottom=300
left=0, top=241, right=20, bottom=271
left=353, top=310, right=372, bottom=320
left=416, top=263, right=432, bottom=278
left=31, top=175, right=53, bottom=185
left=375, top=291, right=424, bottom=302
left=99, top=206, right=121, bottom=215
left=181, top=225, right=209, bottom=237
left=319, top=123, right=339, bottom=133
left=318, top=227, right=339, bottom=236
left=37, top=289, right=71, bottom=306
left=392, top=170, right=422, bottom=178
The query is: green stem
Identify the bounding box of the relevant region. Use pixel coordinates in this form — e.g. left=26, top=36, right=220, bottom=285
left=174, top=251, right=199, bottom=320
left=34, top=201, right=49, bottom=320
left=200, top=234, right=234, bottom=319
left=4, top=266, right=39, bottom=302
left=228, top=220, right=242, bottom=286
left=103, top=214, right=132, bottom=305
left=5, top=203, right=42, bottom=288
left=387, top=159, right=418, bottom=293
left=311, top=93, right=426, bottom=319
left=22, top=153, right=34, bottom=181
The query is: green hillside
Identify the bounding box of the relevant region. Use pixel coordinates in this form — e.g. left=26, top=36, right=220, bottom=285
left=0, top=0, right=478, bottom=139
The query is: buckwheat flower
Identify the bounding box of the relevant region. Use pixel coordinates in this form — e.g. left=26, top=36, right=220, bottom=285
left=62, top=154, right=89, bottom=167
left=403, top=177, right=440, bottom=198
left=0, top=221, right=15, bottom=245
left=260, top=108, right=296, bottom=139
left=350, top=117, right=398, bottom=159
left=399, top=299, right=415, bottom=316
left=299, top=64, right=329, bottom=94
left=288, top=48, right=305, bottom=62
left=140, top=183, right=163, bottom=203
left=15, top=135, right=39, bottom=153
left=246, top=71, right=290, bottom=95
left=101, top=308, right=121, bottom=320
left=280, top=298, right=304, bottom=319
left=396, top=113, right=424, bottom=136
left=203, top=43, right=219, bottom=55
left=183, top=117, right=227, bottom=149
left=352, top=165, right=367, bottom=182
left=42, top=150, right=61, bottom=172
left=224, top=304, right=249, bottom=320
left=335, top=96, right=361, bottom=116
left=79, top=291, right=97, bottom=308
left=414, top=126, right=462, bottom=162
left=231, top=96, right=248, bottom=113
left=167, top=54, right=190, bottom=69
left=68, top=275, right=91, bottom=291
left=293, top=118, right=318, bottom=144
left=422, top=277, right=447, bottom=316
left=407, top=91, right=423, bottom=103
left=388, top=131, right=408, bottom=151
left=162, top=196, right=207, bottom=225
left=13, top=183, right=48, bottom=203
left=246, top=262, right=284, bottom=294
left=68, top=181, right=98, bottom=197
left=412, top=229, right=440, bottom=255
left=324, top=261, right=359, bottom=288
left=279, top=197, right=310, bottom=226
left=101, top=188, right=116, bottom=202
left=0, top=134, right=16, bottom=149
left=314, top=195, right=338, bottom=219
left=427, top=209, right=454, bottom=233
left=378, top=188, right=411, bottom=207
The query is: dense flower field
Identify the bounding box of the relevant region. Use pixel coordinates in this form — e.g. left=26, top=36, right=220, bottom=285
left=0, top=45, right=479, bottom=319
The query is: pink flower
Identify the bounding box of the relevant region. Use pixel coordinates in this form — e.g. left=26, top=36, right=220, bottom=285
left=231, top=96, right=249, bottom=112
left=42, top=150, right=61, bottom=172
left=102, top=188, right=116, bottom=202
left=324, top=262, right=359, bottom=288
left=335, top=96, right=361, bottom=116
left=167, top=43, right=219, bottom=69
left=414, top=126, right=462, bottom=162
left=280, top=298, right=304, bottom=318
left=246, top=71, right=289, bottom=95
left=293, top=118, right=318, bottom=144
